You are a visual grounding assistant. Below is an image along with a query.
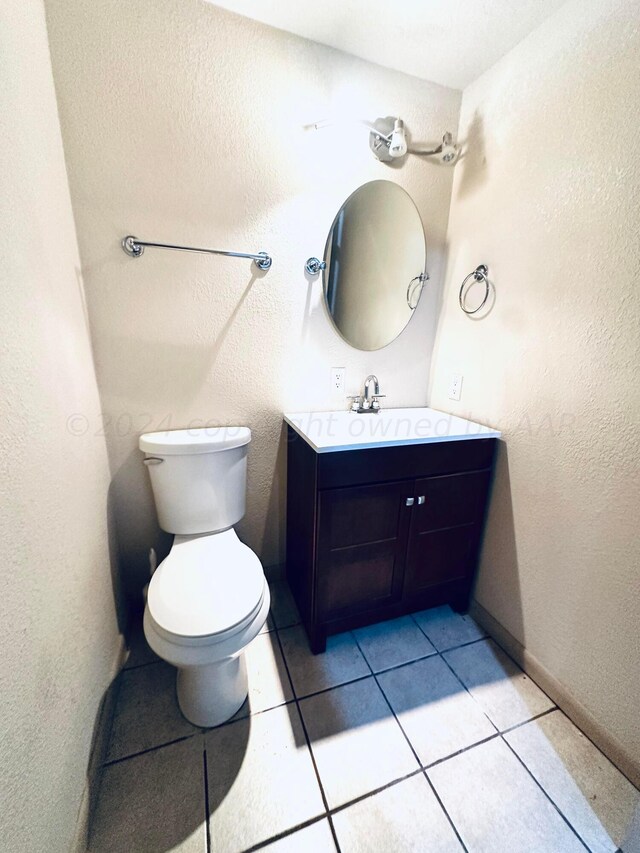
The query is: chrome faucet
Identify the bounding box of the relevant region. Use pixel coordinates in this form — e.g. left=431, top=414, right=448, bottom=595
left=349, top=374, right=386, bottom=413
left=364, top=374, right=380, bottom=402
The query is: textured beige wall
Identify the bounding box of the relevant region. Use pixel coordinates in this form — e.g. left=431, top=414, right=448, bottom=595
left=0, top=1, right=122, bottom=849
left=430, top=0, right=640, bottom=768
left=44, top=0, right=460, bottom=597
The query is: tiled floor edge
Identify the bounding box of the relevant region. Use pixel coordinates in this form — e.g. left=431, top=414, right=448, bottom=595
left=469, top=599, right=640, bottom=790
left=73, top=632, right=127, bottom=853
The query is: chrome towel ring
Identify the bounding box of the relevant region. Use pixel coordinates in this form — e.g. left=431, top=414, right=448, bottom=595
left=459, top=264, right=490, bottom=315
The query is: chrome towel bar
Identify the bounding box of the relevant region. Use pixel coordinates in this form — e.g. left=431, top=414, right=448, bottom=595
left=121, top=235, right=272, bottom=271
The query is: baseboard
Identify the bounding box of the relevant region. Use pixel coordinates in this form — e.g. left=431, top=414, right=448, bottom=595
left=70, top=633, right=127, bottom=853
left=469, top=600, right=640, bottom=789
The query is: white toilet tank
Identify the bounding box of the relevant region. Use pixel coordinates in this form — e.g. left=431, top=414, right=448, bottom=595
left=139, top=427, right=251, bottom=535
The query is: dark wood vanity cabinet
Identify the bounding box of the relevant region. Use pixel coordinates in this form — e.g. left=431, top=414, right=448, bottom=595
left=285, top=427, right=497, bottom=653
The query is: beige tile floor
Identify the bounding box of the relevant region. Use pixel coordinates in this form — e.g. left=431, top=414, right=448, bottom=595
left=90, top=585, right=639, bottom=852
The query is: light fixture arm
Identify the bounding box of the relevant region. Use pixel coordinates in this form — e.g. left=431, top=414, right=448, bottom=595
left=408, top=144, right=443, bottom=156
left=408, top=132, right=456, bottom=158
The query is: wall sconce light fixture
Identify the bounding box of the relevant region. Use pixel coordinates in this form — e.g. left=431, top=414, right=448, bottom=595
left=307, top=116, right=459, bottom=164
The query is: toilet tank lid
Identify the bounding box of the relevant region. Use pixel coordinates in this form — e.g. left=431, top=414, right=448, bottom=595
left=139, top=426, right=251, bottom=455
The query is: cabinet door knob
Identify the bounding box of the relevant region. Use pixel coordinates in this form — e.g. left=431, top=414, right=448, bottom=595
left=417, top=495, right=426, bottom=505
left=405, top=497, right=415, bottom=506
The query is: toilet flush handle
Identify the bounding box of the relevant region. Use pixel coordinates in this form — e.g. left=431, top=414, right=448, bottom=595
left=143, top=456, right=164, bottom=465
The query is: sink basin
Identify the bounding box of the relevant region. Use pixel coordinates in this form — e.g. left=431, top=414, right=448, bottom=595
left=283, top=407, right=501, bottom=453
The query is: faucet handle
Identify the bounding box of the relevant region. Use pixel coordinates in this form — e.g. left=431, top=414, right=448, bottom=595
left=347, top=394, right=363, bottom=412
left=371, top=394, right=386, bottom=411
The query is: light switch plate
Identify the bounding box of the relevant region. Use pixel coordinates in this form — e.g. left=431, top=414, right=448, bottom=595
left=448, top=373, right=463, bottom=401
left=330, top=367, right=345, bottom=393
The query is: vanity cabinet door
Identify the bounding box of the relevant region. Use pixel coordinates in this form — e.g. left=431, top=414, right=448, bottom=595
left=404, top=470, right=491, bottom=597
left=316, top=481, right=411, bottom=621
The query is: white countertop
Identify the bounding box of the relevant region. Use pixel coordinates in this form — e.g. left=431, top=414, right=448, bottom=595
left=283, top=407, right=501, bottom=453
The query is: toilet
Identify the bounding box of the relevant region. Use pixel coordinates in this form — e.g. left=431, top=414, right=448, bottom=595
left=139, top=426, right=269, bottom=727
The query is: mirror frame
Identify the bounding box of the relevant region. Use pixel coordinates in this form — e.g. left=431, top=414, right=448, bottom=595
left=321, top=180, right=428, bottom=351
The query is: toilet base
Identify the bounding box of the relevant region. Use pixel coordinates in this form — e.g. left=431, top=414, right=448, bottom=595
left=176, top=652, right=248, bottom=727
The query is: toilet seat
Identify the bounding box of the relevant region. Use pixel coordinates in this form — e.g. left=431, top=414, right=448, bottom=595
left=147, top=528, right=265, bottom=644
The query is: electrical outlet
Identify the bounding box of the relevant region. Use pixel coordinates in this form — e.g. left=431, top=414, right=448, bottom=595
left=330, top=367, right=345, bottom=394
left=448, top=373, right=463, bottom=401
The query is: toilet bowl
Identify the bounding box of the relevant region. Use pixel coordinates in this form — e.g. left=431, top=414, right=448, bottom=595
left=139, top=426, right=269, bottom=727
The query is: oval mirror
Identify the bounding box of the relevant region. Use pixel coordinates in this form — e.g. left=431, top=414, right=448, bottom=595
left=322, top=180, right=427, bottom=351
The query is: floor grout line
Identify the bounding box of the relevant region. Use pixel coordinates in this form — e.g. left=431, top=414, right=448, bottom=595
left=459, top=629, right=561, bottom=709
left=270, top=620, right=300, bottom=631
left=422, top=732, right=502, bottom=771
left=164, top=631, right=598, bottom=849
left=199, top=695, right=297, bottom=733
left=278, top=648, right=445, bottom=701
left=224, top=626, right=567, bottom=851
left=102, top=732, right=199, bottom=767
left=203, top=747, right=212, bottom=853
left=419, top=769, right=470, bottom=853
left=408, top=612, right=490, bottom=653
left=111, top=617, right=558, bottom=776
left=411, top=617, right=502, bottom=740
left=410, top=615, right=593, bottom=849
left=434, top=650, right=500, bottom=730
left=289, top=671, right=373, bottom=702
left=109, top=616, right=565, bottom=774
left=278, top=629, right=490, bottom=702
left=332, top=766, right=427, bottom=813
left=350, top=630, right=470, bottom=853
left=272, top=624, right=342, bottom=853
left=122, top=658, right=161, bottom=671
left=241, top=814, right=329, bottom=852
left=499, top=706, right=558, bottom=735
left=500, top=735, right=591, bottom=851
left=114, top=605, right=623, bottom=853
left=411, top=612, right=561, bottom=743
